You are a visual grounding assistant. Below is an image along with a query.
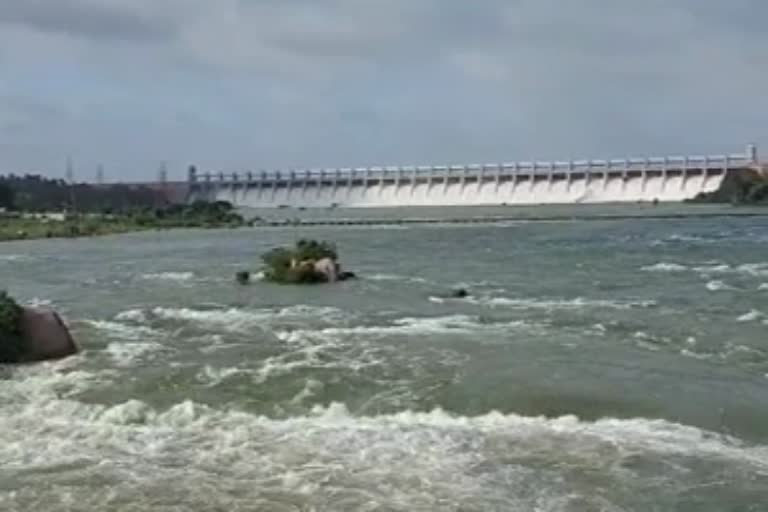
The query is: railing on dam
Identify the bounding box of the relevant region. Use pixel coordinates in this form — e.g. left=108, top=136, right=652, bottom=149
left=188, top=144, right=759, bottom=189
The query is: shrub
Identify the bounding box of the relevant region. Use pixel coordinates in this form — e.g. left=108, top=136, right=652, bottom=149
left=746, top=182, right=768, bottom=204
left=0, top=291, right=25, bottom=363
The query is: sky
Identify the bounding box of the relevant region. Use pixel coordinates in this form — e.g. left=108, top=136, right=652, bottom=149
left=0, top=0, right=766, bottom=182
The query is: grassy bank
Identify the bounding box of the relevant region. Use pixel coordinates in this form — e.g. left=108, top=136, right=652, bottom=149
left=0, top=201, right=247, bottom=242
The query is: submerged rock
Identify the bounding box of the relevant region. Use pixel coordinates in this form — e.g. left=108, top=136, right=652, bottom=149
left=313, top=257, right=338, bottom=283
left=235, top=271, right=251, bottom=285
left=450, top=288, right=469, bottom=298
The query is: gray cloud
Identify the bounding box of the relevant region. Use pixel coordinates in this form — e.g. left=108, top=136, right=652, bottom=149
left=0, top=0, right=766, bottom=179
left=0, top=0, right=175, bottom=42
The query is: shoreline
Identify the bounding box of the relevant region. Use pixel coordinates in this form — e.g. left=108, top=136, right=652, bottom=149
left=250, top=209, right=768, bottom=228
left=2, top=206, right=767, bottom=242
left=0, top=218, right=245, bottom=243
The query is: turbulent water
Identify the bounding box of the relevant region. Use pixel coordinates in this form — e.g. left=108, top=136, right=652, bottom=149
left=1, top=208, right=768, bottom=511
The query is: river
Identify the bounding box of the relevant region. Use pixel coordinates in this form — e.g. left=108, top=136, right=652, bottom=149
left=1, top=207, right=767, bottom=510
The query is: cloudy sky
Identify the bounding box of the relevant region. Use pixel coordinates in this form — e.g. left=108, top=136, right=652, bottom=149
left=0, top=1, right=766, bottom=181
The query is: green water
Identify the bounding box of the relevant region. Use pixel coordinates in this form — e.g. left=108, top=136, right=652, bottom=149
left=1, top=207, right=767, bottom=510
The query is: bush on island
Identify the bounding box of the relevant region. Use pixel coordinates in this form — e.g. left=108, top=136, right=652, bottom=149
left=0, top=291, right=25, bottom=363
left=261, top=239, right=345, bottom=284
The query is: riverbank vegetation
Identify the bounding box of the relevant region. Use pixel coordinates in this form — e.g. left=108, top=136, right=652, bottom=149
left=687, top=169, right=768, bottom=205
left=0, top=201, right=246, bottom=242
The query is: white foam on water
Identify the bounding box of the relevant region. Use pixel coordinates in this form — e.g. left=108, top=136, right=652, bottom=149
left=739, top=263, right=768, bottom=278
left=290, top=378, right=325, bottom=404
left=1, top=386, right=767, bottom=511
left=196, top=365, right=250, bottom=387
left=468, top=296, right=655, bottom=310
left=680, top=349, right=714, bottom=361
left=139, top=271, right=196, bottom=282
left=114, top=308, right=147, bottom=323
left=25, top=297, right=54, bottom=308
left=706, top=280, right=733, bottom=291
left=2, top=353, right=768, bottom=510
left=276, top=315, right=533, bottom=343
left=150, top=305, right=351, bottom=332
left=152, top=306, right=265, bottom=331
left=759, top=283, right=768, bottom=291
left=104, top=342, right=164, bottom=367
left=367, top=273, right=432, bottom=284
left=641, top=262, right=688, bottom=272
left=86, top=319, right=162, bottom=341
left=694, top=262, right=768, bottom=278
left=737, top=310, right=763, bottom=322
left=0, top=254, right=29, bottom=262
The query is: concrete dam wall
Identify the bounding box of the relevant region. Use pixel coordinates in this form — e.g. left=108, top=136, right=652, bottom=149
left=188, top=145, right=759, bottom=208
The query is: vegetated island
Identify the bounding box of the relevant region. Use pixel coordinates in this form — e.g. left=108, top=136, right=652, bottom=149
left=259, top=239, right=356, bottom=284
left=686, top=168, right=768, bottom=205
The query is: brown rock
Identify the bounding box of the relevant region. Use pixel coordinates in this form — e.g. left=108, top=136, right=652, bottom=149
left=18, top=307, right=78, bottom=362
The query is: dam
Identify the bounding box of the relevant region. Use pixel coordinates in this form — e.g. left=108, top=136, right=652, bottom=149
left=187, top=144, right=759, bottom=208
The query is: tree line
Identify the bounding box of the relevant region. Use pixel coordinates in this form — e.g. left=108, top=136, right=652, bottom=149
left=0, top=174, right=164, bottom=213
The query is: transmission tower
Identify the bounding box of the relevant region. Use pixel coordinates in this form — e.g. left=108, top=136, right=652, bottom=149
left=96, top=164, right=105, bottom=185
left=65, top=156, right=74, bottom=184
left=156, top=161, right=169, bottom=207
left=65, top=156, right=77, bottom=213
left=158, top=161, right=168, bottom=185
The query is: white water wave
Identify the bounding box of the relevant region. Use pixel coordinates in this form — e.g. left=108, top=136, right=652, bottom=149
left=275, top=315, right=536, bottom=344
left=115, top=308, right=148, bottom=323
left=642, top=261, right=768, bottom=278
left=2, top=359, right=767, bottom=511
left=737, top=310, right=764, bottom=323
left=641, top=262, right=688, bottom=272
left=367, top=273, right=432, bottom=284
left=139, top=271, right=196, bottom=282
left=196, top=365, right=251, bottom=387
left=1, top=398, right=767, bottom=484
left=694, top=263, right=768, bottom=278
left=105, top=341, right=164, bottom=367
left=149, top=305, right=352, bottom=332
left=86, top=319, right=162, bottom=341
left=25, top=297, right=54, bottom=308
left=706, top=280, right=733, bottom=291
left=467, top=296, right=655, bottom=310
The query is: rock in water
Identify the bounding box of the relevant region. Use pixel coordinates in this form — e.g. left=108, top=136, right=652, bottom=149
left=235, top=271, right=251, bottom=285
left=17, top=307, right=78, bottom=362
left=450, top=288, right=469, bottom=298
left=313, top=257, right=338, bottom=283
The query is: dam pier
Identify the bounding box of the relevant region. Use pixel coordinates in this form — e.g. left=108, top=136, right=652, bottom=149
left=187, top=144, right=760, bottom=208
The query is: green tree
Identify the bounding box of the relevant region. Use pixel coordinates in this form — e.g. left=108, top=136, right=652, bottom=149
left=0, top=183, right=15, bottom=210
